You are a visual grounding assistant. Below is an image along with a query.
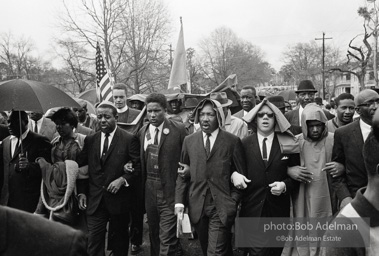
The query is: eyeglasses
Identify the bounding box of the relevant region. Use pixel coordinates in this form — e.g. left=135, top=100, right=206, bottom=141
left=257, top=112, right=274, bottom=118
left=358, top=99, right=379, bottom=108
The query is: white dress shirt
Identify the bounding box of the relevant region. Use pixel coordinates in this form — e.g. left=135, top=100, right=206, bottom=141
left=100, top=127, right=117, bottom=157
left=257, top=132, right=274, bottom=161
left=298, top=105, right=304, bottom=126
left=202, top=128, right=219, bottom=152
left=360, top=119, right=371, bottom=142
left=144, top=122, right=164, bottom=151
left=10, top=129, right=29, bottom=157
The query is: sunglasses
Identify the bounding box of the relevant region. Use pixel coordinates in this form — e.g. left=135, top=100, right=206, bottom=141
left=257, top=112, right=274, bottom=118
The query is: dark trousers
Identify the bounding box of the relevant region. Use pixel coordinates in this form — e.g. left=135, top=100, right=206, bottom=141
left=145, top=178, right=178, bottom=256
left=87, top=198, right=130, bottom=256
left=130, top=177, right=144, bottom=246
left=194, top=190, right=232, bottom=256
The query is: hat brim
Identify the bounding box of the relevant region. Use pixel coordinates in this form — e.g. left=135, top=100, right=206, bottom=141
left=219, top=99, right=233, bottom=107
left=295, top=89, right=317, bottom=93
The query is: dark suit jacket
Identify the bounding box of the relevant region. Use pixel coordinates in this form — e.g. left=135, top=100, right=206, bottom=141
left=77, top=127, right=140, bottom=215
left=28, top=117, right=57, bottom=141
left=285, top=108, right=334, bottom=135
left=0, top=205, right=87, bottom=256
left=332, top=120, right=366, bottom=201
left=175, top=129, right=246, bottom=228
left=0, top=131, right=51, bottom=213
left=239, top=134, right=299, bottom=218
left=138, top=118, right=187, bottom=209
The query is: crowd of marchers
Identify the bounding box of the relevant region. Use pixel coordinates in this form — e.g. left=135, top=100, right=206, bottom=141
left=1, top=81, right=379, bottom=256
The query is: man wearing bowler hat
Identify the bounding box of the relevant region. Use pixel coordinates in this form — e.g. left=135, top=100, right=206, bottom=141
left=210, top=92, right=248, bottom=139
left=267, top=95, right=286, bottom=114
left=182, top=97, right=201, bottom=134
left=285, top=80, right=334, bottom=135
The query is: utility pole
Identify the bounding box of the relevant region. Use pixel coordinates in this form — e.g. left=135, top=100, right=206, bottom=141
left=315, top=32, right=332, bottom=100
left=169, top=44, right=173, bottom=68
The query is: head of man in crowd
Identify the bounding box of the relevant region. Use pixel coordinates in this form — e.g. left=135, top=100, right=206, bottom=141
left=8, top=111, right=29, bottom=137
left=256, top=104, right=276, bottom=137
left=112, top=83, right=128, bottom=110
left=210, top=92, right=233, bottom=119
left=295, top=80, right=317, bottom=108
left=267, top=96, right=286, bottom=114
left=355, top=89, right=379, bottom=126
left=146, top=93, right=167, bottom=127
left=315, top=97, right=323, bottom=107
left=73, top=99, right=88, bottom=123
left=167, top=97, right=182, bottom=115
left=362, top=130, right=379, bottom=196
left=97, top=101, right=118, bottom=134
left=198, top=101, right=220, bottom=134
left=29, top=111, right=44, bottom=122
left=334, top=93, right=355, bottom=126
left=130, top=100, right=144, bottom=110
left=240, top=85, right=256, bottom=112
left=301, top=103, right=327, bottom=142
left=182, top=97, right=199, bottom=122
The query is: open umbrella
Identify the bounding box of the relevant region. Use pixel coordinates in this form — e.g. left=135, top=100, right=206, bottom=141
left=0, top=79, right=80, bottom=154
left=0, top=79, right=80, bottom=112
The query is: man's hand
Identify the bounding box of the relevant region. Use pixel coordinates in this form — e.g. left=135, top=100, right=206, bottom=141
left=78, top=194, right=87, bottom=210
left=231, top=171, right=251, bottom=189
left=178, top=162, right=190, bottom=179
left=269, top=181, right=286, bottom=196
left=287, top=166, right=313, bottom=183
left=322, top=162, right=345, bottom=178
left=18, top=153, right=29, bottom=170
left=340, top=197, right=352, bottom=209
left=174, top=206, right=184, bottom=219
left=123, top=161, right=134, bottom=173
left=107, top=177, right=125, bottom=194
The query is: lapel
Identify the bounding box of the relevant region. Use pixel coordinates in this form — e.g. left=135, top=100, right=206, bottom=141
left=251, top=133, right=266, bottom=170
left=12, top=133, right=32, bottom=161
left=141, top=125, right=149, bottom=153
left=208, top=129, right=222, bottom=160
left=294, top=109, right=300, bottom=126
left=158, top=119, right=169, bottom=152
left=351, top=121, right=364, bottom=149
left=102, top=128, right=119, bottom=163
left=266, top=135, right=280, bottom=169
left=93, top=132, right=101, bottom=165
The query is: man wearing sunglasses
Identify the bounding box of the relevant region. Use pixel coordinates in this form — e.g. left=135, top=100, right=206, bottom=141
left=331, top=89, right=379, bottom=210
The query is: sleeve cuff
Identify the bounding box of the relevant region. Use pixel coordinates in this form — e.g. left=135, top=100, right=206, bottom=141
left=175, top=203, right=184, bottom=208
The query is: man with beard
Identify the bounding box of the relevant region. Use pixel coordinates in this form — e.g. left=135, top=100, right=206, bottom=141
left=139, top=93, right=187, bottom=256
left=28, top=111, right=57, bottom=141
left=113, top=83, right=141, bottom=124
left=331, top=89, right=379, bottom=210
left=0, top=111, right=51, bottom=213
left=285, top=80, right=334, bottom=135
left=234, top=85, right=256, bottom=119
left=175, top=98, right=246, bottom=255
left=77, top=101, right=141, bottom=256
left=326, top=93, right=355, bottom=133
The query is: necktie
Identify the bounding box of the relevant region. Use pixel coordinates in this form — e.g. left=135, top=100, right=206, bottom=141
left=34, top=121, right=38, bottom=133
left=262, top=138, right=268, bottom=166
left=154, top=128, right=159, bottom=145
left=205, top=133, right=211, bottom=157
left=101, top=133, right=110, bottom=162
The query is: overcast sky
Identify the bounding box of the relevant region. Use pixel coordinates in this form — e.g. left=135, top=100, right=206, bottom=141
left=0, top=0, right=368, bottom=70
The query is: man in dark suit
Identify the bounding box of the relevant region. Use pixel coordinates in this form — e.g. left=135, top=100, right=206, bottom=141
left=233, top=85, right=257, bottom=119
left=138, top=93, right=187, bottom=256
left=113, top=83, right=141, bottom=124
left=175, top=98, right=246, bottom=256
left=28, top=111, right=57, bottom=141
left=285, top=80, right=334, bottom=135
left=77, top=101, right=140, bottom=256
left=0, top=205, right=87, bottom=255
left=332, top=89, right=379, bottom=209
left=0, top=111, right=51, bottom=213
left=239, top=100, right=299, bottom=256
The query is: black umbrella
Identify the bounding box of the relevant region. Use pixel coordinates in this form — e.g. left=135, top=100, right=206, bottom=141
left=0, top=79, right=80, bottom=112
left=0, top=79, right=80, bottom=154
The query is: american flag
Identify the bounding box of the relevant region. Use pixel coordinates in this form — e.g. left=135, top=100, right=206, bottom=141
left=96, top=42, right=112, bottom=102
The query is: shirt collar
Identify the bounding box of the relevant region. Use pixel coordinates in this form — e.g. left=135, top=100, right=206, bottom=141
left=10, top=129, right=29, bottom=141
left=360, top=118, right=371, bottom=132
left=117, top=105, right=129, bottom=113
left=149, top=121, right=165, bottom=134
left=351, top=188, right=379, bottom=227
left=202, top=128, right=219, bottom=139
left=257, top=131, right=274, bottom=143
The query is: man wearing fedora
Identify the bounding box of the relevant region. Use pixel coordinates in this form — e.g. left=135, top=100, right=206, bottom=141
left=285, top=80, right=334, bottom=135
left=211, top=92, right=248, bottom=139
left=267, top=96, right=286, bottom=114
left=182, top=97, right=201, bottom=134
